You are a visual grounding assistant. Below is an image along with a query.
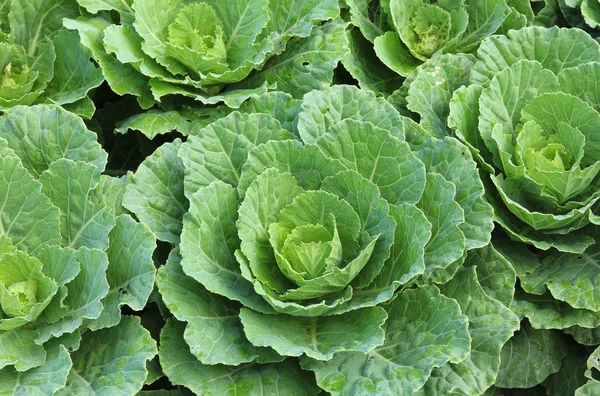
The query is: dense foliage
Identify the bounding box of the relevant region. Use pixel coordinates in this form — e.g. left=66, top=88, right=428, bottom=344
left=2, top=0, right=600, bottom=395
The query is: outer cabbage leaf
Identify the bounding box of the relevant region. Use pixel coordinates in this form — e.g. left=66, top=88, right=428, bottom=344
left=0, top=139, right=60, bottom=254
left=416, top=173, right=466, bottom=283
left=239, top=306, right=386, bottom=361
left=123, top=140, right=188, bottom=244
left=115, top=110, right=200, bottom=139
left=236, top=19, right=349, bottom=99
left=342, top=28, right=404, bottom=96
left=64, top=16, right=156, bottom=109
left=180, top=180, right=273, bottom=313
left=297, top=85, right=405, bottom=144
left=301, top=286, right=470, bottom=395
left=345, top=0, right=392, bottom=43
left=178, top=111, right=292, bottom=199
left=35, top=247, right=109, bottom=344
left=237, top=140, right=345, bottom=199
left=91, top=174, right=132, bottom=217
left=577, top=382, right=600, bottom=395
left=40, top=30, right=103, bottom=105
left=467, top=242, right=517, bottom=307
left=56, top=316, right=157, bottom=395
left=39, top=159, right=115, bottom=250
left=414, top=136, right=493, bottom=251
left=88, top=215, right=156, bottom=330
left=519, top=238, right=600, bottom=312
left=471, top=26, right=600, bottom=86
left=314, top=119, right=426, bottom=205
left=544, top=344, right=589, bottom=396
left=415, top=266, right=519, bottom=395
left=158, top=249, right=279, bottom=366
left=405, top=53, right=476, bottom=138
left=0, top=105, right=107, bottom=178
left=159, top=318, right=320, bottom=395
left=0, top=341, right=71, bottom=395
left=263, top=0, right=339, bottom=51
left=495, top=322, right=568, bottom=388
left=512, top=289, right=600, bottom=330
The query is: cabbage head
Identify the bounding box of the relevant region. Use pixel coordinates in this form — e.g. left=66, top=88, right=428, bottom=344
left=133, top=86, right=519, bottom=395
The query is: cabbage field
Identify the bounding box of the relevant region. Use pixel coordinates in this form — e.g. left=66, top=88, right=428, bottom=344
left=1, top=1, right=600, bottom=395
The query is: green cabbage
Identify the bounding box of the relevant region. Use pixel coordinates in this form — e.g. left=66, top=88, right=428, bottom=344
left=449, top=26, right=600, bottom=253
left=0, top=105, right=157, bottom=395
left=0, top=0, right=103, bottom=117
left=110, top=86, right=522, bottom=395
left=340, top=0, right=561, bottom=95
left=389, top=25, right=600, bottom=393
left=65, top=0, right=348, bottom=108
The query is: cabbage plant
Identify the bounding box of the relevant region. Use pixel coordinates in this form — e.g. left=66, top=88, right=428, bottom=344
left=115, top=86, right=521, bottom=395
left=409, top=26, right=600, bottom=391
left=381, top=23, right=600, bottom=394
left=448, top=26, right=600, bottom=253
left=344, top=0, right=541, bottom=76
left=340, top=0, right=562, bottom=95
left=0, top=105, right=157, bottom=395
left=66, top=0, right=347, bottom=108
left=0, top=0, right=103, bottom=117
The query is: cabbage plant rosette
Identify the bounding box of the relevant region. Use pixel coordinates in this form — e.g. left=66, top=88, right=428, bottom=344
left=0, top=42, right=47, bottom=107
left=68, top=0, right=345, bottom=108
left=442, top=26, right=600, bottom=392
left=449, top=26, right=600, bottom=254
left=342, top=0, right=541, bottom=78
left=134, top=0, right=268, bottom=96
left=155, top=87, right=490, bottom=394
left=0, top=105, right=157, bottom=395
left=161, top=121, right=415, bottom=386
left=0, top=0, right=103, bottom=114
